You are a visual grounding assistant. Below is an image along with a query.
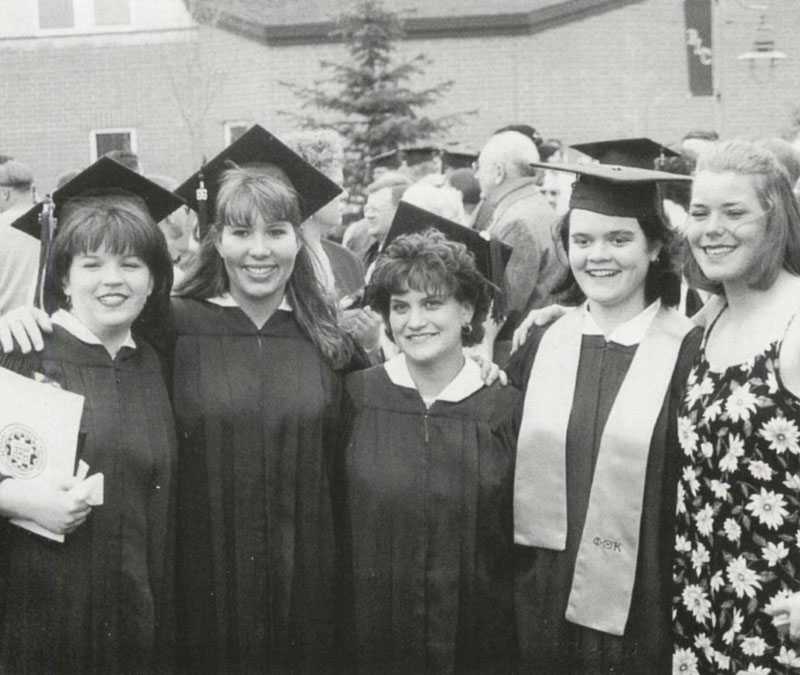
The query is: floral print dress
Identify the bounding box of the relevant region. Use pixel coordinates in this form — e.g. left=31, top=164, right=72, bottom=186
left=673, top=309, right=800, bottom=675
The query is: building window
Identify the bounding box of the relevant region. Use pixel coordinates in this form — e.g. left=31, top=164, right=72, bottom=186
left=38, top=0, right=75, bottom=29
left=90, top=128, right=137, bottom=163
left=224, top=122, right=250, bottom=148
left=93, top=0, right=131, bottom=26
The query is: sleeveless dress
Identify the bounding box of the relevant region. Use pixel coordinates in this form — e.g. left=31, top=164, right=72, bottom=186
left=673, top=306, right=800, bottom=674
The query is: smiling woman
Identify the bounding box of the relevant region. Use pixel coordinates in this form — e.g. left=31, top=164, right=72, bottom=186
left=673, top=140, right=800, bottom=673
left=508, top=160, right=700, bottom=674
left=0, top=164, right=181, bottom=675
left=54, top=207, right=158, bottom=355
left=340, top=227, right=522, bottom=674
left=168, top=126, right=365, bottom=675
left=566, top=209, right=661, bottom=330
left=209, top=165, right=302, bottom=326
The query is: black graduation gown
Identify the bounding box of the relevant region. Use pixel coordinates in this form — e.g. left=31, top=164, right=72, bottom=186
left=0, top=325, right=177, bottom=675
left=171, top=298, right=346, bottom=675
left=505, top=324, right=702, bottom=675
left=341, top=365, right=522, bottom=675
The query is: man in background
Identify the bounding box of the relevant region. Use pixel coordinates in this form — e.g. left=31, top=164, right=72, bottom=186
left=474, top=130, right=567, bottom=361
left=0, top=158, right=39, bottom=313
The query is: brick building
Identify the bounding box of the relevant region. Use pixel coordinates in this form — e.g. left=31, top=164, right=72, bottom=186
left=0, top=0, right=797, bottom=194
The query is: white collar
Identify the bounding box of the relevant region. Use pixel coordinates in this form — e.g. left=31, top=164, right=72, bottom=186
left=582, top=299, right=661, bottom=346
left=51, top=309, right=137, bottom=350
left=206, top=292, right=293, bottom=312
left=383, top=353, right=484, bottom=406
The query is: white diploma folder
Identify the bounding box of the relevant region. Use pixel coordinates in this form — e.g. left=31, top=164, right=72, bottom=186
left=0, top=366, right=85, bottom=542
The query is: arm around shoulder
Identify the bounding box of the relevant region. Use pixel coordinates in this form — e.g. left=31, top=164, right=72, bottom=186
left=0, top=306, right=51, bottom=354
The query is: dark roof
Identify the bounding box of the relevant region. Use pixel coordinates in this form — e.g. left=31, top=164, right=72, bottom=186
left=193, top=0, right=642, bottom=45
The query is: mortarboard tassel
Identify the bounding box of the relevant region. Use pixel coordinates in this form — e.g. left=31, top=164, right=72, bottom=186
left=34, top=196, right=55, bottom=312
left=196, top=164, right=209, bottom=242
left=488, top=238, right=508, bottom=323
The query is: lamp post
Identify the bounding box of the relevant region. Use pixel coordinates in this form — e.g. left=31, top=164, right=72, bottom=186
left=713, top=0, right=788, bottom=135
left=736, top=9, right=787, bottom=68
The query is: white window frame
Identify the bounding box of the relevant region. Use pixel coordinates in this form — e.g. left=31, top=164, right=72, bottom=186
left=36, top=0, right=134, bottom=35
left=89, top=127, right=138, bottom=163
left=223, top=121, right=250, bottom=148
left=36, top=0, right=77, bottom=33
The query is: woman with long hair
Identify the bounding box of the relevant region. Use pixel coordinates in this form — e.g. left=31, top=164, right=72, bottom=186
left=672, top=140, right=800, bottom=674
left=508, top=161, right=700, bottom=674
left=0, top=160, right=181, bottom=674
left=169, top=127, right=363, bottom=674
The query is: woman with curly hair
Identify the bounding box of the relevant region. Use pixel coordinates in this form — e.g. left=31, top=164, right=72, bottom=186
left=509, top=161, right=700, bottom=674
left=672, top=140, right=800, bottom=674
left=340, top=220, right=522, bottom=674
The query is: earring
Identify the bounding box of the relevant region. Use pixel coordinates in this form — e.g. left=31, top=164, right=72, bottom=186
left=461, top=323, right=473, bottom=337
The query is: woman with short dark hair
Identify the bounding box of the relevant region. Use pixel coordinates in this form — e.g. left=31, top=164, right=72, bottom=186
left=0, top=165, right=180, bottom=675
left=509, top=161, right=700, bottom=674
left=341, top=227, right=522, bottom=674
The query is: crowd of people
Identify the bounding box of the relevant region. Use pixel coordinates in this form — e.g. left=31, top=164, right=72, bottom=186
left=0, top=121, right=800, bottom=675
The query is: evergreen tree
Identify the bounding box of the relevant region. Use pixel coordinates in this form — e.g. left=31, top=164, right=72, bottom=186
left=281, top=0, right=465, bottom=204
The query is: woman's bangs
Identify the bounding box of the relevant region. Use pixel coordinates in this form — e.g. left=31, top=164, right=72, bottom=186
left=68, top=209, right=152, bottom=260
left=216, top=170, right=301, bottom=230
left=217, top=189, right=257, bottom=231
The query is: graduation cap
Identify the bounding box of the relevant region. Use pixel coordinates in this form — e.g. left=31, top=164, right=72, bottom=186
left=571, top=138, right=680, bottom=171
left=439, top=143, right=479, bottom=171
left=400, top=145, right=440, bottom=167
left=383, top=201, right=512, bottom=319
left=9, top=157, right=186, bottom=311
left=11, top=156, right=186, bottom=240
left=538, top=139, right=563, bottom=163
left=368, top=145, right=441, bottom=171
left=530, top=160, right=692, bottom=220
left=175, top=124, right=343, bottom=229
left=368, top=149, right=402, bottom=170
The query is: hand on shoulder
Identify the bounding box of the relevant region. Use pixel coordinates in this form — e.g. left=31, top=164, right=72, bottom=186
left=510, top=303, right=571, bottom=354
left=0, top=306, right=51, bottom=354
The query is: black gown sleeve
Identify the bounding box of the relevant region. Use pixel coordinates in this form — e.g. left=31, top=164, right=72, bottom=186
left=134, top=301, right=178, bottom=400
left=342, top=340, right=372, bottom=374
left=659, top=326, right=703, bottom=548
left=502, top=324, right=550, bottom=390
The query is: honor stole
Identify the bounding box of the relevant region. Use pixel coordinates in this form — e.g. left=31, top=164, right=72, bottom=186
left=513, top=303, right=692, bottom=635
